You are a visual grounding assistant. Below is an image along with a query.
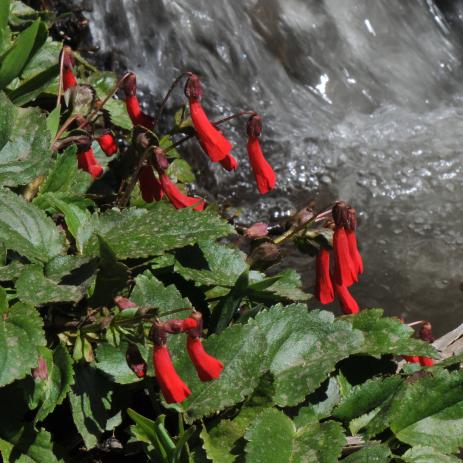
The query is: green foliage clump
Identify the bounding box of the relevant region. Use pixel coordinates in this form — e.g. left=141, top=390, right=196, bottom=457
left=0, top=2, right=458, bottom=463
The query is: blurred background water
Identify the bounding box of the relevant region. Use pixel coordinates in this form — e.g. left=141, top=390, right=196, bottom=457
left=85, top=0, right=463, bottom=334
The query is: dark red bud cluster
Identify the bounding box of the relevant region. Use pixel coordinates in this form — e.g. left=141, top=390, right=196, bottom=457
left=61, top=45, right=75, bottom=70
left=246, top=114, right=262, bottom=138
left=153, top=147, right=169, bottom=171
left=148, top=311, right=223, bottom=403
left=184, top=73, right=203, bottom=100
left=122, top=72, right=137, bottom=97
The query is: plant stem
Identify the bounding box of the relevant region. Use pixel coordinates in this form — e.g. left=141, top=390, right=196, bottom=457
left=152, top=72, right=188, bottom=130
left=164, top=110, right=257, bottom=153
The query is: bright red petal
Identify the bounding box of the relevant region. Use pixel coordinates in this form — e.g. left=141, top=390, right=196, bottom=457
left=187, top=337, right=224, bottom=381
left=333, top=227, right=358, bottom=287
left=247, top=137, right=276, bottom=194
left=315, top=248, right=334, bottom=304
left=190, top=99, right=232, bottom=162
left=153, top=346, right=191, bottom=403
left=334, top=283, right=360, bottom=314
left=160, top=174, right=205, bottom=211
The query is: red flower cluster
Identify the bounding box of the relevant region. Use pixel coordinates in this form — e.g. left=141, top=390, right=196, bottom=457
left=61, top=46, right=77, bottom=92
left=120, top=72, right=276, bottom=209
left=58, top=47, right=119, bottom=178
left=149, top=311, right=223, bottom=403
left=314, top=202, right=363, bottom=314
left=403, top=321, right=435, bottom=367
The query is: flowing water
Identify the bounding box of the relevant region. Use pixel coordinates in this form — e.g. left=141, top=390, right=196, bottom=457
left=86, top=0, right=463, bottom=334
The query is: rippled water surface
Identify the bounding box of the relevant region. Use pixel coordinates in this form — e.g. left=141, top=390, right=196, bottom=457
left=87, top=0, right=463, bottom=334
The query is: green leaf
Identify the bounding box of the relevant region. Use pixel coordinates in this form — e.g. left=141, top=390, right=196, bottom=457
left=347, top=309, right=438, bottom=358
left=127, top=408, right=175, bottom=461
left=39, top=146, right=92, bottom=195
left=95, top=341, right=142, bottom=385
left=46, top=104, right=60, bottom=139
left=245, top=409, right=294, bottom=463
left=254, top=305, right=364, bottom=406
left=291, top=421, right=345, bottom=463
left=0, top=260, right=25, bottom=282
left=248, top=269, right=310, bottom=302
left=37, top=192, right=91, bottom=241
left=0, top=426, right=60, bottom=463
left=342, top=444, right=391, bottom=463
left=333, top=375, right=403, bottom=421
left=173, top=322, right=266, bottom=422
left=175, top=240, right=248, bottom=288
left=16, top=264, right=84, bottom=304
left=30, top=344, right=74, bottom=423
left=0, top=301, right=46, bottom=387
left=0, top=92, right=52, bottom=187
left=0, top=0, right=9, bottom=56
left=396, top=400, right=463, bottom=453
left=7, top=38, right=60, bottom=105
left=402, top=446, right=461, bottom=463
left=83, top=206, right=234, bottom=259
left=69, top=363, right=122, bottom=449
left=201, top=422, right=240, bottom=463
left=89, top=236, right=129, bottom=306
left=105, top=98, right=133, bottom=130
left=0, top=189, right=65, bottom=262
left=209, top=270, right=248, bottom=334
left=167, top=158, right=195, bottom=183
left=131, top=270, right=191, bottom=311
left=244, top=409, right=345, bottom=463
left=0, top=19, right=47, bottom=89
left=366, top=369, right=463, bottom=448
left=294, top=377, right=341, bottom=427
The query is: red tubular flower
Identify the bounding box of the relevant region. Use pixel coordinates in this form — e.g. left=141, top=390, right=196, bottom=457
left=220, top=153, right=238, bottom=171
left=153, top=345, right=191, bottom=403
left=187, top=337, right=224, bottom=381
left=159, top=173, right=205, bottom=211
left=77, top=148, right=103, bottom=178
left=346, top=208, right=363, bottom=275
left=126, top=344, right=147, bottom=378
left=315, top=248, right=334, bottom=304
left=347, top=229, right=363, bottom=275
left=419, top=357, right=434, bottom=367
left=246, top=115, right=276, bottom=195
left=334, top=283, right=359, bottom=314
left=61, top=46, right=77, bottom=91
left=185, top=74, right=232, bottom=162
left=182, top=317, right=199, bottom=331
left=418, top=321, right=435, bottom=367
left=333, top=227, right=358, bottom=287
left=404, top=355, right=420, bottom=363
left=122, top=73, right=154, bottom=129
left=97, top=133, right=118, bottom=157
left=138, top=165, right=164, bottom=203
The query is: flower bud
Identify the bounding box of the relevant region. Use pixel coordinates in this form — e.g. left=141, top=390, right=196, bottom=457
left=419, top=321, right=434, bottom=343
left=332, top=201, right=350, bottom=228
left=61, top=46, right=75, bottom=70
left=122, top=72, right=137, bottom=97
left=246, top=114, right=262, bottom=138
left=74, top=135, right=93, bottom=153
left=114, top=296, right=137, bottom=310
left=126, top=343, right=147, bottom=378
left=32, top=356, right=48, bottom=380
left=248, top=241, right=281, bottom=270
left=347, top=207, right=358, bottom=231
left=149, top=320, right=168, bottom=346
left=244, top=222, right=269, bottom=239
left=184, top=73, right=203, bottom=100
left=153, top=147, right=169, bottom=171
